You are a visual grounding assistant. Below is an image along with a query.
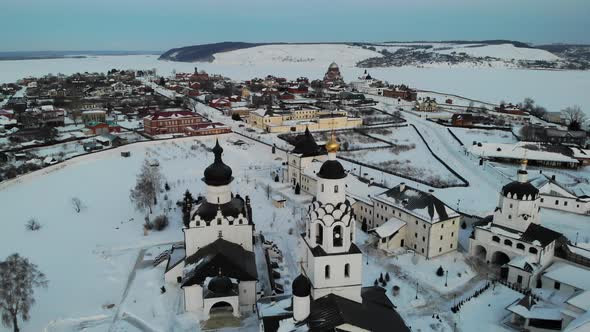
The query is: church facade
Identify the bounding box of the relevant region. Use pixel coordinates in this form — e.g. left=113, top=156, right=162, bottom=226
left=162, top=140, right=258, bottom=318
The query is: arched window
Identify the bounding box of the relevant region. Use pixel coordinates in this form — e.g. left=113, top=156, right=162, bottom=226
left=529, top=247, right=538, bottom=254
left=333, top=225, right=343, bottom=247
left=516, top=243, right=525, bottom=250
left=316, top=223, right=323, bottom=245
left=334, top=185, right=339, bottom=193
left=492, top=236, right=500, bottom=243
left=504, top=239, right=513, bottom=247
left=344, top=263, right=350, bottom=278
left=325, top=265, right=330, bottom=279
left=321, top=184, right=324, bottom=192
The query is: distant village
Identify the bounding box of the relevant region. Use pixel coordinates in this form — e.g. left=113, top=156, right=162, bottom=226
left=1, top=62, right=590, bottom=332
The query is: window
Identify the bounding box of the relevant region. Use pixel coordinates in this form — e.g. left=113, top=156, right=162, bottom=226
left=541, top=198, right=544, bottom=203
left=325, top=265, right=330, bottom=279
left=452, top=220, right=455, bottom=225
left=564, top=201, right=568, bottom=206
left=333, top=226, right=343, bottom=247
left=421, top=248, right=424, bottom=253
left=554, top=281, right=560, bottom=290
left=439, top=247, right=442, bottom=252
left=451, top=232, right=454, bottom=237
left=555, top=200, right=559, bottom=205
left=415, top=232, right=417, bottom=238
left=422, top=236, right=425, bottom=242
left=415, top=220, right=418, bottom=225
left=510, top=204, right=513, bottom=208
left=440, top=235, right=443, bottom=240
left=344, top=264, right=350, bottom=278
left=450, top=243, right=453, bottom=248
left=316, top=224, right=324, bottom=245
left=334, top=185, right=339, bottom=193
left=492, top=236, right=500, bottom=243
left=218, top=230, right=222, bottom=238
left=321, top=184, right=324, bottom=192
left=381, top=238, right=386, bottom=243
left=529, top=247, right=538, bottom=254
left=504, top=239, right=513, bottom=247
left=508, top=215, right=512, bottom=220
left=517, top=275, right=523, bottom=284
left=441, top=224, right=444, bottom=229
left=217, top=218, right=222, bottom=225
left=516, top=243, right=525, bottom=250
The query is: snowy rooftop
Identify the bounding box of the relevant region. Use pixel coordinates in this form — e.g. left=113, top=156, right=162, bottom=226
left=507, top=297, right=562, bottom=320
left=373, top=184, right=459, bottom=223
left=566, top=291, right=590, bottom=311
left=469, top=142, right=579, bottom=163
left=543, top=262, right=590, bottom=290
left=370, top=217, right=406, bottom=238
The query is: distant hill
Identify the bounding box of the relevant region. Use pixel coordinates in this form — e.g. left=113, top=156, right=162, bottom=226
left=0, top=50, right=160, bottom=61
left=158, top=42, right=270, bottom=62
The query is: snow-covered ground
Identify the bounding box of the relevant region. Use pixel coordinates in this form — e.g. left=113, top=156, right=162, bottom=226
left=436, top=43, right=560, bottom=62
left=1, top=55, right=590, bottom=117
left=450, top=127, right=518, bottom=145
left=212, top=44, right=382, bottom=67
left=0, top=135, right=293, bottom=332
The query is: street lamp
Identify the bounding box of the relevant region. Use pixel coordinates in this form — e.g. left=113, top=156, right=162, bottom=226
left=445, top=270, right=449, bottom=287
left=415, top=282, right=419, bottom=300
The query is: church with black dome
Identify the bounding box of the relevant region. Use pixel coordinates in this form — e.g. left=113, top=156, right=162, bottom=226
left=469, top=160, right=565, bottom=288
left=162, top=139, right=258, bottom=319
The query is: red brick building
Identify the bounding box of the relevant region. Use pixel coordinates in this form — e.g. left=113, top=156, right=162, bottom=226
left=86, top=121, right=121, bottom=135
left=143, top=110, right=206, bottom=135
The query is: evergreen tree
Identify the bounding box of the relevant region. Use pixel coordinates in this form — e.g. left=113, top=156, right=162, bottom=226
left=182, top=190, right=194, bottom=226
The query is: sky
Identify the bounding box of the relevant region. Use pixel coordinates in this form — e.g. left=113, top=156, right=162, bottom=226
left=1, top=0, right=589, bottom=52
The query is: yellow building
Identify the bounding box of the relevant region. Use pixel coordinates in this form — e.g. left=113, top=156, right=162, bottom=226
left=247, top=108, right=362, bottom=133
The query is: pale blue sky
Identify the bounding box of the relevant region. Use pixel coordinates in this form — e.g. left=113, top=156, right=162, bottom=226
left=1, top=0, right=589, bottom=52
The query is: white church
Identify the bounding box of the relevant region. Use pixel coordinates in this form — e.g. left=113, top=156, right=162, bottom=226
left=162, top=140, right=258, bottom=319
left=258, top=134, right=410, bottom=332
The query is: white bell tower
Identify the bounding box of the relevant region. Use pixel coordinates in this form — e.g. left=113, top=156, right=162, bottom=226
left=302, top=133, right=363, bottom=303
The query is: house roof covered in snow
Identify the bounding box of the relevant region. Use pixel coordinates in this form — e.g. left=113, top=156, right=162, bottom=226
left=305, top=287, right=410, bottom=332
left=181, top=238, right=257, bottom=287
left=370, top=217, right=406, bottom=238
left=470, top=142, right=579, bottom=163
left=507, top=295, right=562, bottom=321
left=566, top=291, right=590, bottom=311
left=144, top=110, right=201, bottom=120
left=543, top=262, right=590, bottom=290
left=374, top=184, right=458, bottom=223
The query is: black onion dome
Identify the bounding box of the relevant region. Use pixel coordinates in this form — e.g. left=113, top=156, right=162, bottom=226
left=292, top=127, right=321, bottom=157
left=292, top=274, right=311, bottom=297
left=318, top=160, right=346, bottom=179
left=208, top=273, right=233, bottom=294
left=502, top=181, right=539, bottom=200
left=203, top=140, right=233, bottom=186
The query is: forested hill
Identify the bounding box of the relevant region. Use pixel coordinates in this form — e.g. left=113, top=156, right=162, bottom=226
left=158, top=42, right=269, bottom=62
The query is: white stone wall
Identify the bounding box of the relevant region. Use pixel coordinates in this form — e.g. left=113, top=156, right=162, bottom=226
left=540, top=195, right=590, bottom=215
left=425, top=217, right=460, bottom=258
left=317, top=177, right=347, bottom=206
left=184, top=284, right=203, bottom=312
left=304, top=244, right=363, bottom=303
left=376, top=225, right=407, bottom=251
left=238, top=280, right=257, bottom=311
left=164, top=260, right=184, bottom=284
left=351, top=200, right=374, bottom=228
left=493, top=195, right=541, bottom=233
left=185, top=220, right=253, bottom=257
left=206, top=184, right=232, bottom=205
left=203, top=295, right=240, bottom=318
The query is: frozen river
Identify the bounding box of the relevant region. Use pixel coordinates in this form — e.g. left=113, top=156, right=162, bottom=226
left=1, top=54, right=589, bottom=115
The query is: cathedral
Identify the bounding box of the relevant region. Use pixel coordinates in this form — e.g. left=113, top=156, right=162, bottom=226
left=323, top=62, right=345, bottom=87
left=162, top=140, right=258, bottom=318
left=259, top=133, right=410, bottom=331
left=469, top=160, right=563, bottom=287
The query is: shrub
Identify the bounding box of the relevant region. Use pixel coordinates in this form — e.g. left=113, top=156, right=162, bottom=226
left=152, top=215, right=169, bottom=231
left=26, top=218, right=42, bottom=231
left=436, top=266, right=444, bottom=277
left=385, top=272, right=390, bottom=282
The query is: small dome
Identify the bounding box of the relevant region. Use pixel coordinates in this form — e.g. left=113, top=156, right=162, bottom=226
left=292, top=274, right=311, bottom=297
left=502, top=181, right=539, bottom=200
left=318, top=160, right=346, bottom=179
left=208, top=273, right=233, bottom=294
left=203, top=140, right=233, bottom=186
left=325, top=134, right=340, bottom=153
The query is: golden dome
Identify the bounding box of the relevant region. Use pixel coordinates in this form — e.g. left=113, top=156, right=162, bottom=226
left=325, top=133, right=340, bottom=153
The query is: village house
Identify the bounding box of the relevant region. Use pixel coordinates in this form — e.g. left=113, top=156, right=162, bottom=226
left=415, top=97, right=439, bottom=112
left=531, top=175, right=590, bottom=215
left=143, top=109, right=206, bottom=135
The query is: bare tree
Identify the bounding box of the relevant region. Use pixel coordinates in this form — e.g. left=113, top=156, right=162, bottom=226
left=71, top=197, right=84, bottom=213
left=130, top=159, right=163, bottom=215
left=0, top=254, right=48, bottom=332
left=562, top=105, right=586, bottom=131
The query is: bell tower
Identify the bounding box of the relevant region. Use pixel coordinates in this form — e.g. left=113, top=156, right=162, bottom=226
left=302, top=132, right=363, bottom=303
